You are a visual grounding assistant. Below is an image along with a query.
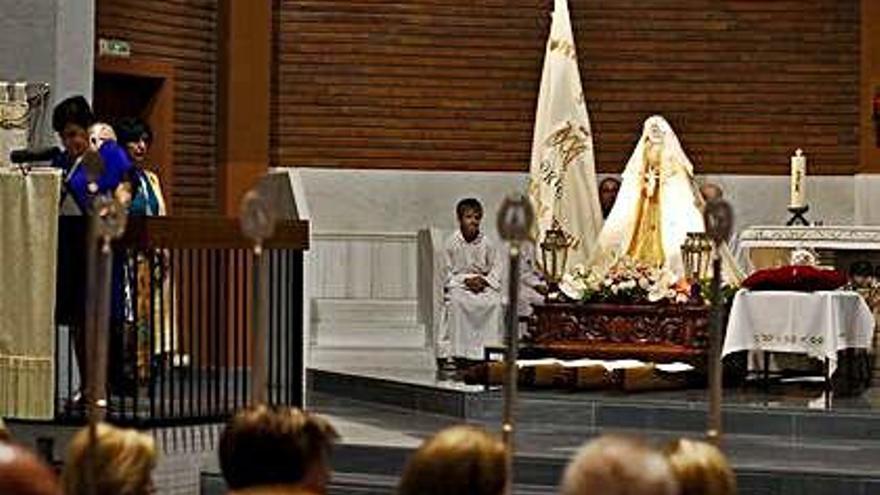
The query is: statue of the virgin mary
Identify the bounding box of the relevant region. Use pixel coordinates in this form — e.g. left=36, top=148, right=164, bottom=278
left=591, top=115, right=704, bottom=278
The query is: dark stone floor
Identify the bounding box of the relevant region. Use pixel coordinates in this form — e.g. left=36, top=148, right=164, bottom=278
left=284, top=368, right=880, bottom=495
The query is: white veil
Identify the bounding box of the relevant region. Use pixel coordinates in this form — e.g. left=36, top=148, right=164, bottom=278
left=590, top=115, right=704, bottom=278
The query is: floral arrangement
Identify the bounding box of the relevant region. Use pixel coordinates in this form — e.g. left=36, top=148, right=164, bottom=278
left=560, top=257, right=692, bottom=304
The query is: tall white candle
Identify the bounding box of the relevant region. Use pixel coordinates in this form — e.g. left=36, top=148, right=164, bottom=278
left=790, top=149, right=807, bottom=209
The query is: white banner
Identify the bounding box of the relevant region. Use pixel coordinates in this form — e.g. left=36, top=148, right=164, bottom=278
left=527, top=0, right=602, bottom=270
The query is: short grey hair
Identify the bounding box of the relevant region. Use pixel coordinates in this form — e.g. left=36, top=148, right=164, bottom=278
left=560, top=436, right=679, bottom=495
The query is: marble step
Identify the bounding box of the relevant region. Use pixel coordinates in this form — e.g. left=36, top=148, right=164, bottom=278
left=308, top=369, right=880, bottom=443
left=312, top=322, right=427, bottom=349
left=304, top=392, right=880, bottom=494
left=308, top=348, right=435, bottom=373
left=311, top=298, right=418, bottom=324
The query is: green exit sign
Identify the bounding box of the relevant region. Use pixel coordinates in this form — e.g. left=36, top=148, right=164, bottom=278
left=98, top=38, right=131, bottom=58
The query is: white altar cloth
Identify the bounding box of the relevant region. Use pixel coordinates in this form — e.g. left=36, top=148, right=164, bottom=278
left=722, top=290, right=874, bottom=375
left=0, top=168, right=60, bottom=419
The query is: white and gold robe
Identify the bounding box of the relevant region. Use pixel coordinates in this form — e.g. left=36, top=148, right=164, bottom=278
left=438, top=230, right=504, bottom=360
left=590, top=115, right=704, bottom=279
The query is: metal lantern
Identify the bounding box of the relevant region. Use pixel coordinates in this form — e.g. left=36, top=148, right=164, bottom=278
left=681, top=232, right=713, bottom=281
left=540, top=228, right=571, bottom=300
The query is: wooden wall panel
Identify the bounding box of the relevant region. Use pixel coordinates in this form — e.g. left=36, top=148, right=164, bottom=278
left=273, top=0, right=860, bottom=175
left=97, top=0, right=218, bottom=213
left=861, top=0, right=880, bottom=173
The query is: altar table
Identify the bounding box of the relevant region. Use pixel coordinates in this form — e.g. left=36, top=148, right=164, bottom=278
left=722, top=290, right=874, bottom=376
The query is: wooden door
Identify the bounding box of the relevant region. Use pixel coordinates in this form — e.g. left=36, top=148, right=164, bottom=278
left=93, top=56, right=175, bottom=212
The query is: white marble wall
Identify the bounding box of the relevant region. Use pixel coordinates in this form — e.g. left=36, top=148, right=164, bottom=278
left=0, top=0, right=94, bottom=144
left=855, top=174, right=880, bottom=225
left=698, top=174, right=856, bottom=229
left=310, top=231, right=417, bottom=300
left=289, top=168, right=880, bottom=302
left=294, top=168, right=528, bottom=237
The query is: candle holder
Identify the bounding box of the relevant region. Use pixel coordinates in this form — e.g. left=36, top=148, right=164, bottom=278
left=786, top=205, right=809, bottom=226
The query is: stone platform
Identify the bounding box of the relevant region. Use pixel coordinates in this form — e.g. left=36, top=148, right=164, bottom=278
left=283, top=367, right=880, bottom=495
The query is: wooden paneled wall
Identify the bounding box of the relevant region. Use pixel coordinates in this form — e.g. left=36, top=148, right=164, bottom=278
left=862, top=0, right=880, bottom=173
left=273, top=0, right=860, bottom=175
left=97, top=0, right=218, bottom=213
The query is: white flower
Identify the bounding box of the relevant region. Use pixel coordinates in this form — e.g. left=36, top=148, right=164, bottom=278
left=611, top=284, right=620, bottom=294
left=560, top=272, right=587, bottom=300
left=675, top=292, right=689, bottom=304
left=638, top=277, right=650, bottom=289
left=647, top=288, right=665, bottom=302
left=570, top=263, right=588, bottom=277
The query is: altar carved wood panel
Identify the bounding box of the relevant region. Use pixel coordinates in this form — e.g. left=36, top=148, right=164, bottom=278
left=272, top=0, right=859, bottom=175
left=526, top=303, right=710, bottom=365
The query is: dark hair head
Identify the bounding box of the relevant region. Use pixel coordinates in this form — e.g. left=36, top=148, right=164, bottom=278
left=850, top=261, right=873, bottom=278
left=115, top=117, right=153, bottom=147
left=456, top=198, right=483, bottom=219
left=219, top=405, right=339, bottom=490
left=52, top=95, right=95, bottom=134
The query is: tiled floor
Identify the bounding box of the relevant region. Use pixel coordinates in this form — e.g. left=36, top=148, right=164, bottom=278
left=298, top=366, right=880, bottom=494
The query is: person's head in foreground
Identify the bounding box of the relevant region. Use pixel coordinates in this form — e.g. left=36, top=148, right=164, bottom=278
left=663, top=438, right=736, bottom=495
left=398, top=425, right=508, bottom=495
left=560, top=435, right=679, bottom=495
left=456, top=198, right=484, bottom=242
left=0, top=440, right=62, bottom=495
left=62, top=423, right=157, bottom=495
left=219, top=405, right=340, bottom=494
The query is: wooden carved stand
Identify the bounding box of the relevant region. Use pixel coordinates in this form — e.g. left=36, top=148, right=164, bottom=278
left=525, top=302, right=710, bottom=368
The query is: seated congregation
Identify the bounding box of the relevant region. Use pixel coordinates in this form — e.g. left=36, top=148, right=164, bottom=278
left=0, top=406, right=736, bottom=495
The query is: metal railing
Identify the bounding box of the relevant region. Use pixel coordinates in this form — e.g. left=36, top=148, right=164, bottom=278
left=55, top=216, right=308, bottom=426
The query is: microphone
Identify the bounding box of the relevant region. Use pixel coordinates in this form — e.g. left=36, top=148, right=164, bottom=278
left=9, top=146, right=61, bottom=164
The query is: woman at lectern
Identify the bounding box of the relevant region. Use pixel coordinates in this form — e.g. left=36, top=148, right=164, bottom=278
left=51, top=95, right=133, bottom=215
left=52, top=95, right=135, bottom=405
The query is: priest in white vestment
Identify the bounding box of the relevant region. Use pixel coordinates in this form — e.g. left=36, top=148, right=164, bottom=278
left=438, top=199, right=504, bottom=363
left=591, top=115, right=705, bottom=278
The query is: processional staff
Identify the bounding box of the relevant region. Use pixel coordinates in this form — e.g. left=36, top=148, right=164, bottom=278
left=703, top=198, right=734, bottom=446
left=240, top=186, right=277, bottom=405
left=496, top=194, right=535, bottom=494
left=83, top=188, right=129, bottom=495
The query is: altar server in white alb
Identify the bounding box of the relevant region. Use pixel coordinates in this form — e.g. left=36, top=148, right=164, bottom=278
left=438, top=198, right=504, bottom=364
